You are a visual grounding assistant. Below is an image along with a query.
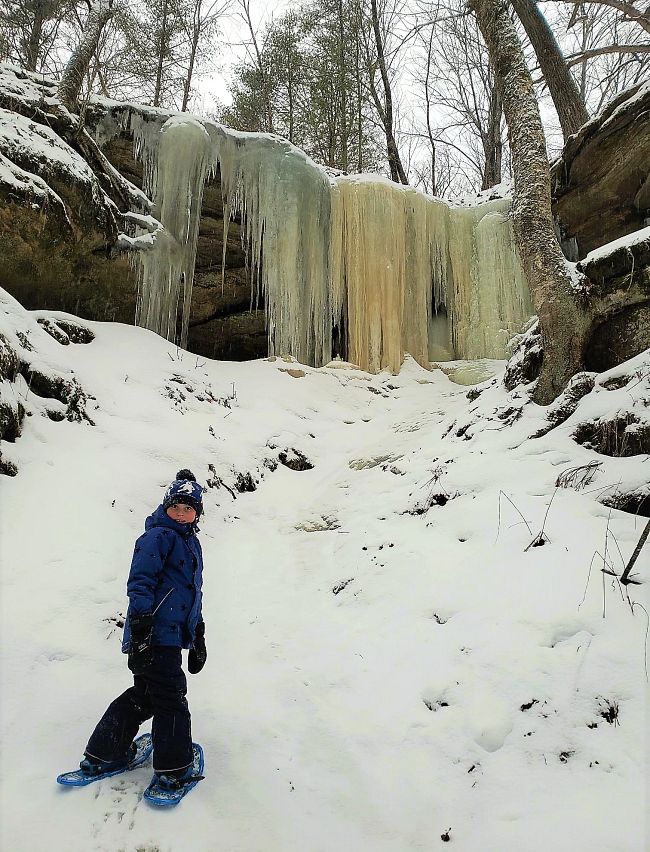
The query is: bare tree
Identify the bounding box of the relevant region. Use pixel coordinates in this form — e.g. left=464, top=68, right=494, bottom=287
left=362, top=0, right=409, bottom=183
left=180, top=0, right=230, bottom=110
left=0, top=0, right=76, bottom=72
left=551, top=0, right=650, bottom=35
left=551, top=0, right=650, bottom=113
left=421, top=22, right=437, bottom=193
left=417, top=6, right=506, bottom=192
left=469, top=0, right=590, bottom=402
left=235, top=0, right=275, bottom=131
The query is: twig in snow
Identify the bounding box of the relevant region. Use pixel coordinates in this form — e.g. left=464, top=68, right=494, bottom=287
left=496, top=490, right=533, bottom=543
left=580, top=549, right=611, bottom=609
left=608, top=529, right=627, bottom=574
left=555, top=461, right=602, bottom=491
left=523, top=492, right=558, bottom=550
left=601, top=507, right=614, bottom=579
left=629, top=601, right=649, bottom=680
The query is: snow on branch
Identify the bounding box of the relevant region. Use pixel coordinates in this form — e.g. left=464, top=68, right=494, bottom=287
left=116, top=213, right=168, bottom=253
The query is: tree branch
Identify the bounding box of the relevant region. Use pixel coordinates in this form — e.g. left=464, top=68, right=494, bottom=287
left=564, top=43, right=650, bottom=66
left=545, top=0, right=650, bottom=34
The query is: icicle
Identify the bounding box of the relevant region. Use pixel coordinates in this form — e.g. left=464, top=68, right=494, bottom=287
left=209, top=127, right=334, bottom=366
left=329, top=178, right=453, bottom=372
left=129, top=111, right=168, bottom=202
left=135, top=116, right=213, bottom=346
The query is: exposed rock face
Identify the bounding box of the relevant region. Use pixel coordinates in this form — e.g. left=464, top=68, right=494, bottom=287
left=578, top=230, right=650, bottom=371
left=585, top=304, right=650, bottom=372
left=552, top=82, right=650, bottom=260
left=0, top=67, right=137, bottom=324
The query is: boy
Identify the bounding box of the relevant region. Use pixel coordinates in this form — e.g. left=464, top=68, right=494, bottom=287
left=79, top=469, right=207, bottom=789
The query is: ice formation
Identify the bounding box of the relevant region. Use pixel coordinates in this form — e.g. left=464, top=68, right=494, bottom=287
left=132, top=116, right=212, bottom=344
left=102, top=107, right=533, bottom=369
left=207, top=127, right=334, bottom=367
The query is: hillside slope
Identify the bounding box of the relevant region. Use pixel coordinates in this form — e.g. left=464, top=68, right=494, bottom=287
left=0, top=288, right=648, bottom=852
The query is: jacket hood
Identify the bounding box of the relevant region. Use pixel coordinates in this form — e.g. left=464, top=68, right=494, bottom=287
left=145, top=504, right=198, bottom=536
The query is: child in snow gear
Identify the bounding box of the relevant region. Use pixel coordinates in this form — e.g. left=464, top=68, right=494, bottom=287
left=80, top=469, right=207, bottom=781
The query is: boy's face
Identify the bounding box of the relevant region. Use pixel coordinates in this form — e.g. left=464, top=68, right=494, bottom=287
left=166, top=502, right=197, bottom=524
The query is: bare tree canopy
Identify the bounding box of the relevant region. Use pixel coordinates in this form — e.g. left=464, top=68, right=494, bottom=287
left=0, top=0, right=645, bottom=196
left=546, top=0, right=650, bottom=34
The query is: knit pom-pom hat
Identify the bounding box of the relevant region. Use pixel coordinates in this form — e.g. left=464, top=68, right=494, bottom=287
left=163, top=469, right=203, bottom=517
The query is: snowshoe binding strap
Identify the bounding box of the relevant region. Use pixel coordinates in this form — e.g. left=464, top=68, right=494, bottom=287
left=156, top=772, right=205, bottom=791
left=79, top=758, right=106, bottom=777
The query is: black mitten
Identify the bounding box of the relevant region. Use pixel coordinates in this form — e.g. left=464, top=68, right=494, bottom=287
left=188, top=621, right=207, bottom=674
left=128, top=613, right=154, bottom=673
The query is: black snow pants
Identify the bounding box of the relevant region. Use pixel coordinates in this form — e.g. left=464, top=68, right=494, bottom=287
left=85, top=646, right=193, bottom=773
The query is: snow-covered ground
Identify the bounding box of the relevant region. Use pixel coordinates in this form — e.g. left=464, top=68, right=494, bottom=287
left=0, top=288, right=648, bottom=852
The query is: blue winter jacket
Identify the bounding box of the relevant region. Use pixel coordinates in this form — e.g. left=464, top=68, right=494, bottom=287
left=121, top=505, right=204, bottom=652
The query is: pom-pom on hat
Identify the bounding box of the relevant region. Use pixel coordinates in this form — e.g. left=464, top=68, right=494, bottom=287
left=163, top=469, right=203, bottom=517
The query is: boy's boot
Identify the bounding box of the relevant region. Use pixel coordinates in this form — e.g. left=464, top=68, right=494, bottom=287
left=80, top=741, right=137, bottom=776
left=156, top=765, right=199, bottom=790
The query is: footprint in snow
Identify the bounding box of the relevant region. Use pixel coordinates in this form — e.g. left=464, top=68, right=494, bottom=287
left=464, top=688, right=513, bottom=753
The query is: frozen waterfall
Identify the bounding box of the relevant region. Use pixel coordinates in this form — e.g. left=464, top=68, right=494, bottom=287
left=99, top=107, right=533, bottom=370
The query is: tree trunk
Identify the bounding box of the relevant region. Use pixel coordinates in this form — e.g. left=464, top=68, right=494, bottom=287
left=338, top=0, right=349, bottom=172
left=424, top=25, right=437, bottom=195
left=469, top=0, right=590, bottom=404
left=239, top=0, right=273, bottom=132
left=153, top=0, right=170, bottom=108
left=369, top=0, right=408, bottom=184
left=287, top=66, right=294, bottom=144
left=182, top=4, right=202, bottom=112
left=355, top=11, right=363, bottom=173
left=510, top=0, right=589, bottom=141
left=57, top=0, right=114, bottom=112
left=26, top=2, right=47, bottom=72
left=481, top=82, right=502, bottom=189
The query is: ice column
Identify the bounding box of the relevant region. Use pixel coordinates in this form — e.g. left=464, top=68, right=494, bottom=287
left=210, top=128, right=334, bottom=366
left=133, top=115, right=213, bottom=346
left=447, top=200, right=532, bottom=359
left=330, top=177, right=450, bottom=372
